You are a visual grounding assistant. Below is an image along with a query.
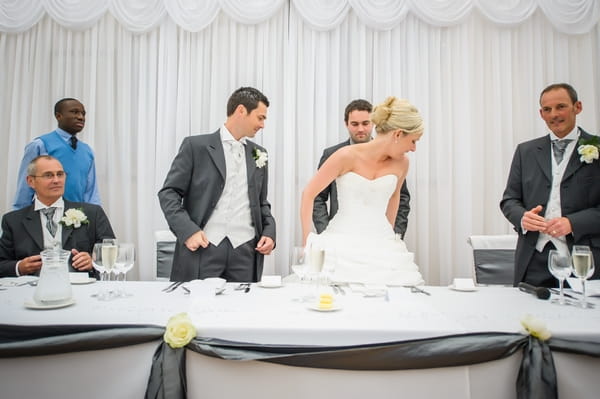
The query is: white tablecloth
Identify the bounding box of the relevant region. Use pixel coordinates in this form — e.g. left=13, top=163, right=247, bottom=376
left=1, top=280, right=600, bottom=399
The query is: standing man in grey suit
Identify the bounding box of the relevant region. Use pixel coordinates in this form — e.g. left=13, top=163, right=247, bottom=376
left=158, top=87, right=276, bottom=282
left=313, top=99, right=411, bottom=237
left=501, top=83, right=600, bottom=287
left=0, top=155, right=115, bottom=277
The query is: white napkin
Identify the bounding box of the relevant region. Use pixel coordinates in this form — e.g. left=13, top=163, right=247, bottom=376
left=452, top=278, right=476, bottom=290
left=259, top=275, right=282, bottom=287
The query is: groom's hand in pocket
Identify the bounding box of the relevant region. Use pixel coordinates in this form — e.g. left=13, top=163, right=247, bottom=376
left=185, top=231, right=209, bottom=251
left=255, top=236, right=274, bottom=255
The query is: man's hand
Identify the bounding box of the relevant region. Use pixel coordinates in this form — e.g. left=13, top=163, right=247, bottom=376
left=521, top=205, right=547, bottom=232
left=255, top=236, right=275, bottom=255
left=185, top=230, right=209, bottom=251
left=545, top=216, right=573, bottom=238
left=17, top=254, right=42, bottom=275
left=71, top=249, right=93, bottom=271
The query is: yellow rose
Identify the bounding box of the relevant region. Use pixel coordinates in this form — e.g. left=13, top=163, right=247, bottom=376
left=520, top=314, right=551, bottom=341
left=578, top=144, right=599, bottom=164
left=163, top=312, right=197, bottom=348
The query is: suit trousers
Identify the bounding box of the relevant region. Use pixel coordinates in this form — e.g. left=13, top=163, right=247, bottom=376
left=523, top=242, right=558, bottom=288
left=198, top=237, right=257, bottom=282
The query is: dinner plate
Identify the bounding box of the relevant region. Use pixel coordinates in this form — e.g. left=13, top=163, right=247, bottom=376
left=448, top=284, right=478, bottom=292
left=307, top=303, right=342, bottom=312
left=24, top=298, right=76, bottom=310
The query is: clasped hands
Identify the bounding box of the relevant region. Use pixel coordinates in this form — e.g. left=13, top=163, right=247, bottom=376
left=185, top=230, right=275, bottom=254
left=18, top=248, right=92, bottom=275
left=522, top=205, right=572, bottom=238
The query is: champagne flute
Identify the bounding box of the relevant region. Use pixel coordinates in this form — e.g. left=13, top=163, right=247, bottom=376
left=92, top=243, right=115, bottom=300
left=547, top=249, right=572, bottom=305
left=571, top=245, right=595, bottom=309
left=309, top=247, right=326, bottom=300
left=102, top=239, right=118, bottom=280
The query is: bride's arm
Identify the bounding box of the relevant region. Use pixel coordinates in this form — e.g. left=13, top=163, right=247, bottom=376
left=386, top=159, right=409, bottom=226
left=300, top=149, right=350, bottom=245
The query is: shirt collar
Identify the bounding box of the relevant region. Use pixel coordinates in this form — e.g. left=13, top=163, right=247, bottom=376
left=33, top=196, right=65, bottom=211
left=55, top=127, right=76, bottom=142
left=549, top=126, right=579, bottom=142
left=220, top=125, right=247, bottom=145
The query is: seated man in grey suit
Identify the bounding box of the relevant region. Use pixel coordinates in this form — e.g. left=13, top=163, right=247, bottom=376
left=158, top=87, right=276, bottom=283
left=0, top=155, right=115, bottom=277
left=501, top=83, right=600, bottom=287
left=313, top=99, right=411, bottom=237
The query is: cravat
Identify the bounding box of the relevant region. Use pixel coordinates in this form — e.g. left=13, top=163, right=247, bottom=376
left=231, top=141, right=244, bottom=165
left=552, top=139, right=573, bottom=164
left=41, top=207, right=58, bottom=237
left=70, top=136, right=78, bottom=149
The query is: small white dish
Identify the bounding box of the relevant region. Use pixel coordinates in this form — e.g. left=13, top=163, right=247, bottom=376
left=69, top=273, right=96, bottom=285
left=448, top=284, right=479, bottom=292
left=307, top=303, right=342, bottom=312
left=24, top=298, right=76, bottom=310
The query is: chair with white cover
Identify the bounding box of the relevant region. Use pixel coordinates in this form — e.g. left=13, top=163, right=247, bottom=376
left=155, top=230, right=176, bottom=280
left=467, top=235, right=518, bottom=285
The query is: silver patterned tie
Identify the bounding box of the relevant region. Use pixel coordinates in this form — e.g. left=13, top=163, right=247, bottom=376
left=41, top=207, right=57, bottom=237
left=552, top=139, right=573, bottom=164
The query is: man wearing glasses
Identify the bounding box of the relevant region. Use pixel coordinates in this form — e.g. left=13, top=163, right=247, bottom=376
left=12, top=98, right=100, bottom=210
left=0, top=155, right=114, bottom=277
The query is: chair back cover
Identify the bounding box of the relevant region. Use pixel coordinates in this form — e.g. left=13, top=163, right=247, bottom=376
left=467, top=235, right=517, bottom=285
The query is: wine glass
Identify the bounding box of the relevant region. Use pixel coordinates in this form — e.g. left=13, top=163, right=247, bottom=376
left=571, top=245, right=595, bottom=309
left=115, top=243, right=135, bottom=281
left=547, top=249, right=572, bottom=305
left=114, top=243, right=135, bottom=297
left=102, top=239, right=118, bottom=281
left=91, top=242, right=116, bottom=301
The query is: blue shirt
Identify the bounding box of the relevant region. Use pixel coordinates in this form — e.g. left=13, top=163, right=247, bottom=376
left=12, top=128, right=101, bottom=209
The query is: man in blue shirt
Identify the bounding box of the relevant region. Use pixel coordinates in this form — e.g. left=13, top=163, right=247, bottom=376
left=13, top=98, right=100, bottom=209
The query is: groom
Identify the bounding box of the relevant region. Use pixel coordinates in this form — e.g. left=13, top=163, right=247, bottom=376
left=158, top=87, right=276, bottom=282
left=501, top=83, right=600, bottom=287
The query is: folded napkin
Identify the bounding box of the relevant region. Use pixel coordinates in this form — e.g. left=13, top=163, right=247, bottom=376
left=259, top=275, right=282, bottom=287
left=452, top=278, right=476, bottom=290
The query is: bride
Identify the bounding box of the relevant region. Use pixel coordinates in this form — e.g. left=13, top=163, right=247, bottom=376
left=300, top=96, right=424, bottom=286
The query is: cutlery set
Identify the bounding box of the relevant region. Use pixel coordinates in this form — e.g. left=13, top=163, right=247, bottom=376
left=162, top=281, right=183, bottom=293
left=235, top=283, right=251, bottom=293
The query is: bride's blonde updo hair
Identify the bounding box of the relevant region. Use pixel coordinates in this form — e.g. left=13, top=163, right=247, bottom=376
left=371, top=96, right=424, bottom=136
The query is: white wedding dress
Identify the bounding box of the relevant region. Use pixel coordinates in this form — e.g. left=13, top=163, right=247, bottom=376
left=307, top=171, right=423, bottom=286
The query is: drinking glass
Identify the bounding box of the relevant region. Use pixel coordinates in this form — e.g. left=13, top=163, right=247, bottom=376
left=308, top=247, right=326, bottom=299
left=91, top=242, right=117, bottom=301
left=101, top=239, right=118, bottom=281
left=547, top=249, right=572, bottom=305
left=115, top=243, right=135, bottom=281
left=114, top=243, right=135, bottom=297
left=571, top=245, right=595, bottom=309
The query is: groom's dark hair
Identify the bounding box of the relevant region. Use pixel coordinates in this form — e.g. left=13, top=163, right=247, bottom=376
left=344, top=99, right=372, bottom=123
left=227, top=87, right=269, bottom=116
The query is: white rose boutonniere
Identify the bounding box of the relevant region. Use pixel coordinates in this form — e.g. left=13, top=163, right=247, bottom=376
left=520, top=314, right=551, bottom=341
left=60, top=208, right=89, bottom=228
left=577, top=137, right=600, bottom=164
left=252, top=148, right=268, bottom=168
left=164, top=312, right=197, bottom=348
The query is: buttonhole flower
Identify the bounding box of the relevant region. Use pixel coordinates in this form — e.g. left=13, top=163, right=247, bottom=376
left=60, top=208, right=89, bottom=228
left=577, top=137, right=600, bottom=164
left=252, top=148, right=268, bottom=168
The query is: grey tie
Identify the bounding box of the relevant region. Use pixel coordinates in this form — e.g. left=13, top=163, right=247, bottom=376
left=41, top=207, right=57, bottom=237
left=231, top=141, right=245, bottom=165
left=552, top=139, right=573, bottom=164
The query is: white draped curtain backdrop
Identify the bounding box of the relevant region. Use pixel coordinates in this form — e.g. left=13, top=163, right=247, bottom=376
left=1, top=0, right=599, bottom=285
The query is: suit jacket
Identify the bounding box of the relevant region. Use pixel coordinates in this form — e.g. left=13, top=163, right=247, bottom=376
left=158, top=130, right=276, bottom=281
left=0, top=200, right=115, bottom=277
left=312, top=139, right=411, bottom=236
left=500, top=128, right=600, bottom=285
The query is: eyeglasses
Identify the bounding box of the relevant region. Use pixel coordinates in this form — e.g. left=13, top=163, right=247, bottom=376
left=30, top=171, right=67, bottom=180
